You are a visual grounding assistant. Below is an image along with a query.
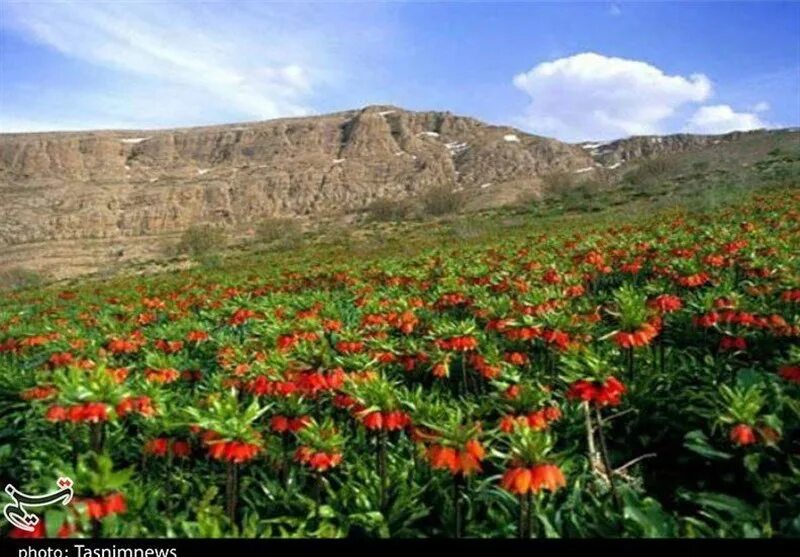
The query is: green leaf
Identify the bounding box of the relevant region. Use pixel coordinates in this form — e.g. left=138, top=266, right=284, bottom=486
left=44, top=509, right=66, bottom=537
left=683, top=430, right=732, bottom=460
left=690, top=492, right=755, bottom=518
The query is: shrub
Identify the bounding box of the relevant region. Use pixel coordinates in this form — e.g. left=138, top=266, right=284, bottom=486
left=540, top=170, right=574, bottom=193
left=0, top=267, right=43, bottom=291
left=421, top=186, right=465, bottom=216
left=623, top=156, right=675, bottom=185
left=255, top=217, right=304, bottom=249
left=174, top=225, right=227, bottom=260
left=366, top=197, right=413, bottom=222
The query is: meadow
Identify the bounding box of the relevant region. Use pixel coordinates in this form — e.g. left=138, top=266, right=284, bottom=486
left=1, top=186, right=798, bottom=538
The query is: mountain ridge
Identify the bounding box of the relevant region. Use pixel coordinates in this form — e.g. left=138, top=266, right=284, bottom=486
left=1, top=104, right=797, bottom=280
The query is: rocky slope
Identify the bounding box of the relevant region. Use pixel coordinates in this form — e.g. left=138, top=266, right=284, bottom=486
left=0, top=105, right=596, bottom=277
left=578, top=128, right=792, bottom=167
left=0, top=105, right=795, bottom=280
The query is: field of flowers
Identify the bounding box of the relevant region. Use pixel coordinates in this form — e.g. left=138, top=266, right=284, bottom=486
left=1, top=188, right=798, bottom=538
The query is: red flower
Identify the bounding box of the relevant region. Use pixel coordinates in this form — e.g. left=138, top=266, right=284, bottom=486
left=82, top=492, right=126, bottom=520
left=614, top=322, right=659, bottom=349
left=501, top=464, right=565, bottom=495
left=186, top=330, right=209, bottom=342
left=720, top=336, right=747, bottom=352
left=270, top=415, right=291, bottom=433
left=648, top=294, right=683, bottom=314
left=46, top=404, right=68, bottom=422
left=435, top=335, right=479, bottom=352
left=385, top=410, right=411, bottom=431
left=567, top=377, right=626, bottom=407
left=529, top=464, right=567, bottom=492
left=426, top=440, right=484, bottom=476
left=426, top=445, right=459, bottom=474
left=295, top=447, right=343, bottom=472
left=103, top=493, right=127, bottom=516
left=778, top=365, right=800, bottom=384
left=501, top=467, right=532, bottom=495
left=729, top=424, right=757, bottom=446
left=362, top=412, right=383, bottom=430
left=144, top=437, right=169, bottom=457
left=8, top=520, right=46, bottom=538
left=504, top=352, right=529, bottom=366
left=171, top=440, right=191, bottom=458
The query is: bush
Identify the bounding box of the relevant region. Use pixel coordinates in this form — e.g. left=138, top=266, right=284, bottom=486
left=623, top=156, right=675, bottom=185
left=0, top=267, right=43, bottom=291
left=540, top=170, right=575, bottom=193
left=421, top=186, right=465, bottom=216
left=366, top=197, right=413, bottom=222
left=255, top=217, right=304, bottom=249
left=174, top=225, right=227, bottom=260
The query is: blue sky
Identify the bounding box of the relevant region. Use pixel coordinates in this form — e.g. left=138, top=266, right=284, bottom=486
left=1, top=1, right=798, bottom=141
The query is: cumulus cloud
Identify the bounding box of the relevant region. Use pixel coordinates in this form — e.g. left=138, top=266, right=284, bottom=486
left=685, top=105, right=766, bottom=134
left=513, top=52, right=713, bottom=141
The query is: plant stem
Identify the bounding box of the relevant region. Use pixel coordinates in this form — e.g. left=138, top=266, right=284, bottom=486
left=594, top=407, right=622, bottom=513
left=453, top=474, right=464, bottom=538
left=526, top=490, right=534, bottom=539
left=89, top=422, right=105, bottom=454
left=377, top=431, right=388, bottom=511
left=627, top=348, right=635, bottom=382
left=226, top=461, right=239, bottom=528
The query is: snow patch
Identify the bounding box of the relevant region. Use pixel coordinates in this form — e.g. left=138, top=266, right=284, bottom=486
left=332, top=158, right=346, bottom=164
left=480, top=182, right=493, bottom=189
left=607, top=162, right=622, bottom=170
left=120, top=137, right=150, bottom=144
left=418, top=131, right=440, bottom=138
left=197, top=168, right=211, bottom=175
left=574, top=166, right=595, bottom=174
left=503, top=134, right=520, bottom=143
left=445, top=141, right=469, bottom=156
left=378, top=110, right=396, bottom=116
left=149, top=177, right=158, bottom=183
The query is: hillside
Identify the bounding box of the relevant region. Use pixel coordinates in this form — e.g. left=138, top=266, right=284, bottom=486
left=1, top=105, right=798, bottom=282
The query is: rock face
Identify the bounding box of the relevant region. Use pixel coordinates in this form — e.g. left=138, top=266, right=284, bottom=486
left=578, top=129, right=779, bottom=166
left=1, top=106, right=591, bottom=243
left=0, top=105, right=595, bottom=277
left=0, top=105, right=790, bottom=280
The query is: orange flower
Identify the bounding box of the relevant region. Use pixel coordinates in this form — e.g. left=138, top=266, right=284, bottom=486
left=501, top=467, right=532, bottom=495
left=501, top=464, right=565, bottom=495
left=427, top=445, right=459, bottom=474
left=529, top=464, right=566, bottom=492
left=427, top=440, right=484, bottom=476
left=729, top=424, right=756, bottom=446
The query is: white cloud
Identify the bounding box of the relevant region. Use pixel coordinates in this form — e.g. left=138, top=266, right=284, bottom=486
left=513, top=52, right=713, bottom=141
left=1, top=3, right=393, bottom=131
left=609, top=4, right=622, bottom=16
left=685, top=105, right=766, bottom=134
left=753, top=101, right=770, bottom=113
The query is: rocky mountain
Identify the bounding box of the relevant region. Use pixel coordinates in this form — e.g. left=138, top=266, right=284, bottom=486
left=0, top=105, right=795, bottom=280
left=578, top=128, right=791, bottom=167
left=0, top=105, right=596, bottom=277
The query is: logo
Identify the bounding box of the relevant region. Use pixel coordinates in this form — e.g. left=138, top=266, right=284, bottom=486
left=3, top=477, right=74, bottom=532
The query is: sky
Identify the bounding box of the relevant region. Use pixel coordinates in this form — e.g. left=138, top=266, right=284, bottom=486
left=0, top=1, right=798, bottom=141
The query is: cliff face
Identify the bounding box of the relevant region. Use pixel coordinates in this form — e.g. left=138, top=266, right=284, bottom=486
left=578, top=129, right=774, bottom=166
left=0, top=106, right=592, bottom=255
left=1, top=105, right=788, bottom=280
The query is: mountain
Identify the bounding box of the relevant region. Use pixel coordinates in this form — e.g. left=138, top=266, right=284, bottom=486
left=0, top=105, right=797, bottom=280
